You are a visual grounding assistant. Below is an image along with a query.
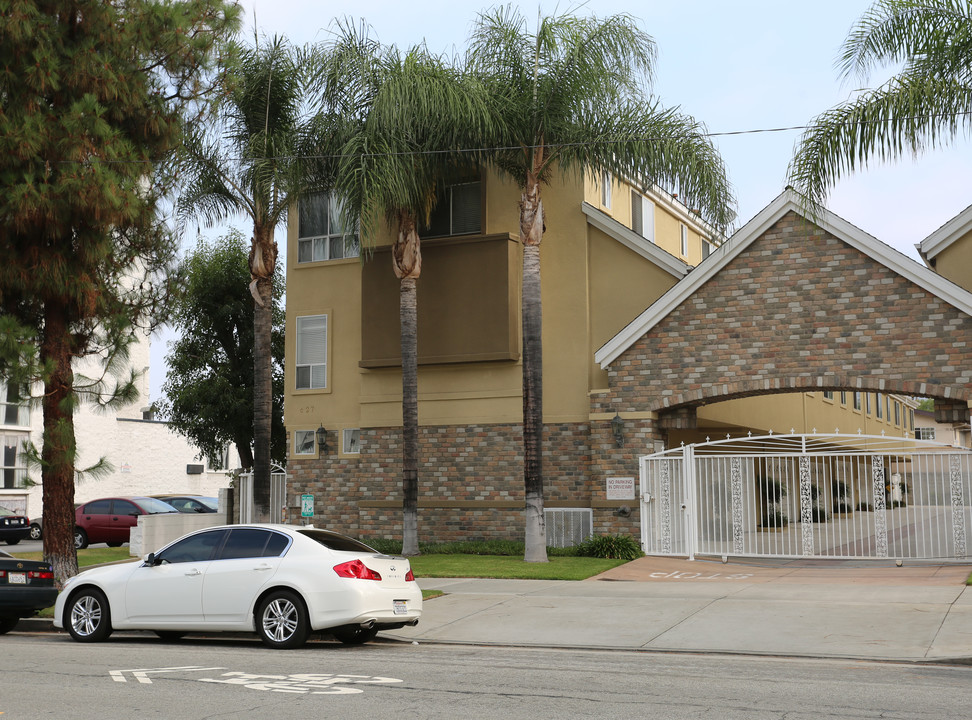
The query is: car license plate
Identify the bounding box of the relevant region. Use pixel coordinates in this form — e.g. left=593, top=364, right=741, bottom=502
left=393, top=600, right=407, bottom=615
left=9, top=572, right=26, bottom=585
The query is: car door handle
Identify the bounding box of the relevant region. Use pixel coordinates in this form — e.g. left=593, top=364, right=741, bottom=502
left=253, top=564, right=272, bottom=571
left=184, top=569, right=202, bottom=577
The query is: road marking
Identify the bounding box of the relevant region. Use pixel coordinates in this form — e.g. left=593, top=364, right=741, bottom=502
left=110, top=666, right=226, bottom=684
left=199, top=672, right=404, bottom=695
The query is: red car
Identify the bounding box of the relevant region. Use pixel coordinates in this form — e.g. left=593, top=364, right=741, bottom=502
left=74, top=496, right=179, bottom=549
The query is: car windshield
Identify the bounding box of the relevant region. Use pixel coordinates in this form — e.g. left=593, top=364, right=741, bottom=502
left=298, top=529, right=377, bottom=553
left=0, top=506, right=15, bottom=516
left=136, top=497, right=181, bottom=514
left=196, top=497, right=219, bottom=510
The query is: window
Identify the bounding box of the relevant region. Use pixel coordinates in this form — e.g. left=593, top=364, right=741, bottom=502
left=910, top=409, right=915, bottom=431
left=823, top=391, right=834, bottom=400
left=631, top=191, right=655, bottom=243
left=293, top=429, right=316, bottom=456
left=876, top=393, right=883, bottom=419
left=886, top=395, right=892, bottom=421
left=916, top=427, right=936, bottom=440
left=601, top=172, right=612, bottom=208
left=157, top=529, right=227, bottom=564
left=343, top=428, right=361, bottom=455
left=296, top=315, right=327, bottom=390
left=82, top=499, right=112, bottom=515
left=894, top=401, right=901, bottom=426
left=866, top=393, right=872, bottom=414
left=217, top=528, right=281, bottom=560
left=701, top=240, right=712, bottom=260
left=840, top=391, right=847, bottom=405
left=853, top=392, right=862, bottom=411
left=297, top=193, right=359, bottom=263
left=0, top=383, right=29, bottom=427
left=680, top=224, right=688, bottom=257
left=425, top=181, right=482, bottom=237
left=112, top=499, right=139, bottom=516
left=1, top=433, right=27, bottom=489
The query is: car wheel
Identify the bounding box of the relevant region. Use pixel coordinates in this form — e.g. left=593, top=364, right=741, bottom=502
left=332, top=625, right=379, bottom=645
left=29, top=523, right=42, bottom=541
left=73, top=528, right=88, bottom=550
left=255, top=590, right=309, bottom=649
left=65, top=588, right=112, bottom=642
left=154, top=631, right=186, bottom=641
left=0, top=617, right=19, bottom=635
left=5, top=539, right=20, bottom=545
left=105, top=542, right=122, bottom=548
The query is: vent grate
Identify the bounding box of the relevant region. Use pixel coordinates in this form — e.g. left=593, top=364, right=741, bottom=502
left=544, top=508, right=593, bottom=548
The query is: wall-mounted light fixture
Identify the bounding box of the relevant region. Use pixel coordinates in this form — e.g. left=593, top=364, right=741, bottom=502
left=611, top=412, right=624, bottom=448
left=316, top=424, right=328, bottom=455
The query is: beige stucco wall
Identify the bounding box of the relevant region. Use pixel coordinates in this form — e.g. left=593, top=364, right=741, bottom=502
left=929, top=236, right=972, bottom=293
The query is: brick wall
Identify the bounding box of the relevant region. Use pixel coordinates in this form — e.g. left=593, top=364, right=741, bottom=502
left=286, top=422, right=623, bottom=542
left=604, top=211, right=972, bottom=414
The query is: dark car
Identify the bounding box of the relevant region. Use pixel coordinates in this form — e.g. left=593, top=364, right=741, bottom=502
left=0, top=506, right=31, bottom=545
left=150, top=495, right=219, bottom=514
left=0, top=549, right=57, bottom=634
left=74, top=496, right=179, bottom=549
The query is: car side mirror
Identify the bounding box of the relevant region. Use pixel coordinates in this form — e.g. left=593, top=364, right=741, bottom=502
left=145, top=552, right=158, bottom=566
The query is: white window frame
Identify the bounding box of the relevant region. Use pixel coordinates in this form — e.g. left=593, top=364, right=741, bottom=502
left=680, top=223, right=688, bottom=257
left=342, top=428, right=361, bottom=455
left=0, top=382, right=29, bottom=428
left=631, top=190, right=655, bottom=243
left=295, top=314, right=327, bottom=391
left=424, top=180, right=482, bottom=238
left=297, top=193, right=359, bottom=264
left=293, top=429, right=317, bottom=456
left=1, top=432, right=28, bottom=489
left=915, top=427, right=936, bottom=441
left=601, top=171, right=612, bottom=209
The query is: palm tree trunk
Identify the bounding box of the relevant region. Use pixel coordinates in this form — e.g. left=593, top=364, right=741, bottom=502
left=40, top=304, right=79, bottom=587
left=394, top=214, right=421, bottom=556
left=521, top=171, right=548, bottom=563
left=250, top=227, right=276, bottom=521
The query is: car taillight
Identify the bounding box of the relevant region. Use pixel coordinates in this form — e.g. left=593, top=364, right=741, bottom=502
left=333, top=559, right=382, bottom=580
left=405, top=569, right=415, bottom=581
left=28, top=570, right=53, bottom=580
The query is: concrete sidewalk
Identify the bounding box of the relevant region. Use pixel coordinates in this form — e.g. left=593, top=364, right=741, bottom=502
left=385, top=557, right=972, bottom=662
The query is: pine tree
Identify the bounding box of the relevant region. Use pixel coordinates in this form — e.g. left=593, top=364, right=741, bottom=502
left=0, top=0, right=240, bottom=584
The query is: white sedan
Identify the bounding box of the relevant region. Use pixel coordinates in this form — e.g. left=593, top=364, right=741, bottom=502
left=54, top=524, right=422, bottom=649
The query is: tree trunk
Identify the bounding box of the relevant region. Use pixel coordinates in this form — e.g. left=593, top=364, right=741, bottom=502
left=40, top=305, right=79, bottom=587
left=394, top=213, right=421, bottom=557
left=521, top=171, right=548, bottom=563
left=250, top=227, right=276, bottom=521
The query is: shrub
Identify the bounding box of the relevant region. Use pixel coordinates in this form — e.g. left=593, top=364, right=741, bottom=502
left=576, top=533, right=642, bottom=561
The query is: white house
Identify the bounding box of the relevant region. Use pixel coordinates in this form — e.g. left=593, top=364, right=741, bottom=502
left=0, top=330, right=233, bottom=519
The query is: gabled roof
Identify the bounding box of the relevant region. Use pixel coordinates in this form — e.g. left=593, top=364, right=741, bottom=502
left=595, top=188, right=972, bottom=369
left=581, top=202, right=691, bottom=279
left=918, top=202, right=972, bottom=265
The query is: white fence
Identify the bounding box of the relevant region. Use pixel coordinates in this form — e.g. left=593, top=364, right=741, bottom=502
left=640, top=433, right=971, bottom=561
left=237, top=464, right=288, bottom=523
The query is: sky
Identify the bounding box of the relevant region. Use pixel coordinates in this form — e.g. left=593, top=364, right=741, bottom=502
left=148, top=0, right=972, bottom=402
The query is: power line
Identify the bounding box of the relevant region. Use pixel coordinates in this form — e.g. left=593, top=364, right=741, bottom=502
left=44, top=111, right=972, bottom=166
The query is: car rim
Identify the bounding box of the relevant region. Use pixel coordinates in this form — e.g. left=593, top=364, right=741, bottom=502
left=262, top=598, right=298, bottom=642
left=71, top=596, right=102, bottom=637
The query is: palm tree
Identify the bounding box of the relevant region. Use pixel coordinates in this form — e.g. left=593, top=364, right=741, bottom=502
left=789, top=0, right=972, bottom=205
left=467, top=8, right=735, bottom=562
left=176, top=34, right=335, bottom=518
left=319, top=24, right=496, bottom=556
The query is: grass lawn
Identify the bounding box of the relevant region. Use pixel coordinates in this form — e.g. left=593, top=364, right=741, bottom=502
left=409, top=554, right=629, bottom=581
left=11, top=547, right=134, bottom=567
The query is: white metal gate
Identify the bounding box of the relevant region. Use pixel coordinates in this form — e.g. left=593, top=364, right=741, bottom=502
left=640, top=433, right=972, bottom=561
left=237, top=463, right=288, bottom=523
